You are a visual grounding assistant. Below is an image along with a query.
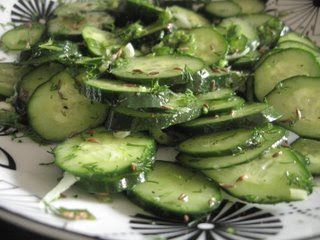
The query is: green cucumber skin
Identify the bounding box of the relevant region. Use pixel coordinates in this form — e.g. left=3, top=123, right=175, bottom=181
left=178, top=128, right=261, bottom=157
left=84, top=80, right=171, bottom=108
left=107, top=106, right=202, bottom=132
left=177, top=125, right=288, bottom=170
left=110, top=55, right=206, bottom=86
left=77, top=172, right=148, bottom=193
left=179, top=104, right=281, bottom=134
left=128, top=161, right=222, bottom=220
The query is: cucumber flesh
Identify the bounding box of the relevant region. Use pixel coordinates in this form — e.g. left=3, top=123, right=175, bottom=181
left=28, top=71, right=108, bottom=142
left=204, top=96, right=245, bottom=114
left=178, top=27, right=228, bottom=65
left=18, top=63, right=64, bottom=103
left=111, top=55, right=205, bottom=85
left=240, top=13, right=276, bottom=27
left=277, top=41, right=320, bottom=61
left=48, top=12, right=114, bottom=36
left=204, top=147, right=313, bottom=203
left=232, top=0, right=265, bottom=14
left=180, top=103, right=281, bottom=133
left=54, top=128, right=156, bottom=179
left=266, top=76, right=320, bottom=139
left=278, top=32, right=319, bottom=50
left=54, top=0, right=120, bottom=16
left=178, top=127, right=263, bottom=157
left=292, top=138, right=320, bottom=175
left=169, top=5, right=209, bottom=29
left=82, top=26, right=122, bottom=56
left=197, top=88, right=235, bottom=101
left=128, top=161, right=222, bottom=220
left=205, top=1, right=242, bottom=18
left=1, top=23, right=45, bottom=50
left=254, top=48, right=320, bottom=101
left=178, top=125, right=287, bottom=170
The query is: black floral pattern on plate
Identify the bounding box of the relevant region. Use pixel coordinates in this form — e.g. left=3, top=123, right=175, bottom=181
left=0, top=147, right=16, bottom=170
left=130, top=200, right=283, bottom=240
left=11, top=0, right=56, bottom=23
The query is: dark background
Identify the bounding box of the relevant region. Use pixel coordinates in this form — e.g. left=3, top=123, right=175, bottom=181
left=0, top=219, right=56, bottom=240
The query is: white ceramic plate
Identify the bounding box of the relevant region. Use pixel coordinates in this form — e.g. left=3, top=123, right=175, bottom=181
left=1, top=1, right=320, bottom=240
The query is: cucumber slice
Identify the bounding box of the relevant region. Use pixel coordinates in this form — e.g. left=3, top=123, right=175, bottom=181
left=240, top=13, right=276, bottom=27
left=254, top=48, right=320, bottom=101
left=204, top=96, right=245, bottom=114
left=111, top=55, right=205, bottom=85
left=128, top=161, right=222, bottom=220
left=266, top=76, right=320, bottom=139
left=54, top=0, right=120, bottom=16
left=292, top=138, right=320, bottom=175
left=178, top=127, right=264, bottom=157
left=18, top=63, right=64, bottom=103
left=48, top=12, right=114, bottom=36
left=82, top=26, right=122, bottom=56
left=232, top=0, right=265, bottom=14
left=84, top=79, right=171, bottom=108
left=106, top=93, right=202, bottom=131
left=178, top=125, right=287, bottom=169
left=197, top=88, right=235, bottom=101
left=278, top=32, right=319, bottom=51
left=277, top=41, right=320, bottom=60
left=1, top=23, right=45, bottom=50
left=28, top=71, right=107, bottom=142
left=180, top=103, right=281, bottom=133
left=54, top=128, right=156, bottom=179
left=169, top=5, right=209, bottom=29
left=220, top=17, right=259, bottom=48
left=204, top=147, right=313, bottom=203
left=178, top=27, right=228, bottom=65
left=0, top=63, right=31, bottom=97
left=205, top=1, right=242, bottom=18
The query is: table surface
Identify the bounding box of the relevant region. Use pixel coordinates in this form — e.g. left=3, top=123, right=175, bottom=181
left=0, top=218, right=56, bottom=240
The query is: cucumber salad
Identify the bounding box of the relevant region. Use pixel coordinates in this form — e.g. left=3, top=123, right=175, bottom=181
left=0, top=0, right=320, bottom=222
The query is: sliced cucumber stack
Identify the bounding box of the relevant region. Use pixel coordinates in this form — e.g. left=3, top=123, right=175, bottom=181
left=254, top=48, right=320, bottom=101
left=106, top=93, right=202, bottom=131
left=54, top=128, right=156, bottom=193
left=178, top=125, right=287, bottom=170
left=128, top=161, right=222, bottom=220
left=204, top=147, right=313, bottom=203
left=179, top=103, right=281, bottom=133
left=178, top=127, right=264, bottom=157
left=84, top=78, right=171, bottom=108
